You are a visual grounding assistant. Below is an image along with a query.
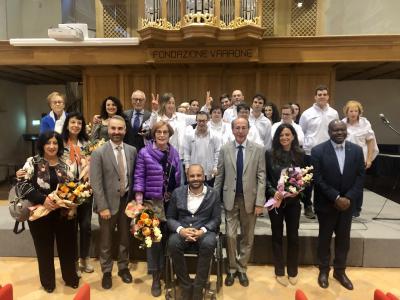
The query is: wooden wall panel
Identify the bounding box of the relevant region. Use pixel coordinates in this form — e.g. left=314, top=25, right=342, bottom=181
left=82, top=64, right=335, bottom=121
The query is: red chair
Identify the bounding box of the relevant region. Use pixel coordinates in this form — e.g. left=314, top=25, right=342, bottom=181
left=73, top=283, right=90, bottom=300
left=387, top=293, right=399, bottom=300
left=295, top=289, right=308, bottom=300
left=374, top=289, right=389, bottom=300
left=0, top=284, right=13, bottom=300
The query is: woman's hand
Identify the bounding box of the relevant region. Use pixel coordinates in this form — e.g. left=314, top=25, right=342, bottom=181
left=151, top=93, right=159, bottom=112
left=16, top=169, right=27, bottom=180
left=44, top=196, right=58, bottom=211
left=365, top=160, right=372, bottom=169
left=135, top=192, right=143, bottom=204
left=274, top=191, right=283, bottom=202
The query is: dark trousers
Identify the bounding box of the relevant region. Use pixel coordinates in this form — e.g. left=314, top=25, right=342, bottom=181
left=28, top=210, right=79, bottom=289
left=268, top=199, right=301, bottom=277
left=353, top=193, right=363, bottom=215
left=76, top=199, right=92, bottom=259
left=317, top=209, right=352, bottom=274
left=147, top=221, right=169, bottom=273
left=302, top=155, right=313, bottom=208
left=168, top=232, right=217, bottom=290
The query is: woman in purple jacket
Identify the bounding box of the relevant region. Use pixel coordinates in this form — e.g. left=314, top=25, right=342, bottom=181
left=133, top=120, right=181, bottom=297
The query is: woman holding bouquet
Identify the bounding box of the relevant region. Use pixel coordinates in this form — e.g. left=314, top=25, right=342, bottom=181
left=265, top=124, right=305, bottom=286
left=61, top=112, right=94, bottom=276
left=17, top=131, right=79, bottom=293
left=133, top=121, right=181, bottom=297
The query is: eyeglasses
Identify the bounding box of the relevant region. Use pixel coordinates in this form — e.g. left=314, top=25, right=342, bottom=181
left=132, top=98, right=145, bottom=103
left=155, top=130, right=169, bottom=136
left=51, top=101, right=64, bottom=105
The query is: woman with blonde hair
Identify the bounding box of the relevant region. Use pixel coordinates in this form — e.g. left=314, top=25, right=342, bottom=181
left=40, top=91, right=67, bottom=134
left=342, top=100, right=379, bottom=217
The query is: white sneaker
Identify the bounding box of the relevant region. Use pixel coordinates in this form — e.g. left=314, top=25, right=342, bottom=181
left=288, top=276, right=298, bottom=285
left=276, top=275, right=288, bottom=287
left=79, top=258, right=94, bottom=273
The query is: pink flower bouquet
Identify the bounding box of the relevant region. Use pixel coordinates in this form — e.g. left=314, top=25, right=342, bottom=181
left=265, top=166, right=313, bottom=210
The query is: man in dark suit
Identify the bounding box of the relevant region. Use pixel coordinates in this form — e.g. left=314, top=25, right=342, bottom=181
left=124, top=90, right=151, bottom=150
left=167, top=164, right=221, bottom=300
left=311, top=120, right=365, bottom=290
left=90, top=115, right=137, bottom=289
left=214, top=118, right=266, bottom=287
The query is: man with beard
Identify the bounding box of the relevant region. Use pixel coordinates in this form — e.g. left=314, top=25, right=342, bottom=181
left=90, top=115, right=137, bottom=289
left=312, top=120, right=364, bottom=290
left=167, top=164, right=221, bottom=300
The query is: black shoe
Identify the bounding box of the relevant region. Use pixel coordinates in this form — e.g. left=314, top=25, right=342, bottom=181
left=333, top=272, right=354, bottom=290
left=102, top=272, right=112, bottom=289
left=43, top=286, right=55, bottom=293
left=151, top=272, right=162, bottom=297
left=304, top=206, right=316, bottom=219
left=236, top=272, right=249, bottom=287
left=318, top=272, right=329, bottom=289
left=118, top=269, right=133, bottom=284
left=65, top=281, right=79, bottom=289
left=224, top=272, right=236, bottom=286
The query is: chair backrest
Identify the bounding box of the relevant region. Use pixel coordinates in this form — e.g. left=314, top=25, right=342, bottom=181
left=73, top=283, right=90, bottom=300
left=387, top=293, right=399, bottom=300
left=0, top=284, right=13, bottom=300
left=295, top=289, right=308, bottom=300
left=374, top=289, right=389, bottom=300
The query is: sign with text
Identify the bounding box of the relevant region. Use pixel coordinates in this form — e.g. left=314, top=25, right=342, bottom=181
left=147, top=47, right=259, bottom=63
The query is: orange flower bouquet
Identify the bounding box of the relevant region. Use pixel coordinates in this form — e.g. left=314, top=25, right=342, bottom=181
left=129, top=206, right=162, bottom=249
left=29, top=181, right=93, bottom=221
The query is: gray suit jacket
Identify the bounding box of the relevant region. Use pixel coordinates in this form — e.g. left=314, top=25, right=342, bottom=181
left=90, top=141, right=137, bottom=215
left=214, top=140, right=266, bottom=214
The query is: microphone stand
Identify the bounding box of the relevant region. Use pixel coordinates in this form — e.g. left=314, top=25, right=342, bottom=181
left=373, top=116, right=400, bottom=221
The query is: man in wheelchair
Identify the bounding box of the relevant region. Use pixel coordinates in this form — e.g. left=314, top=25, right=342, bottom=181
left=167, top=164, right=221, bottom=300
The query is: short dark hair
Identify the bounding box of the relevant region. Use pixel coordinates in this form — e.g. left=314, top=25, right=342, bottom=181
left=100, top=96, right=123, bottom=119
left=281, top=104, right=294, bottom=114
left=196, top=111, right=209, bottom=120
left=61, top=112, right=89, bottom=143
left=253, top=93, right=266, bottom=105
left=220, top=93, right=230, bottom=101
left=236, top=102, right=250, bottom=114
left=210, top=105, right=222, bottom=114
left=37, top=131, right=64, bottom=158
left=315, top=84, right=329, bottom=95
left=189, top=99, right=199, bottom=105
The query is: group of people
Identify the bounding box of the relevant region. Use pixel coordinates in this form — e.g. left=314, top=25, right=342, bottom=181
left=17, top=84, right=378, bottom=299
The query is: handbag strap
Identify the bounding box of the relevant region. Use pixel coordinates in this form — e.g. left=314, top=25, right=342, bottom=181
left=13, top=221, right=25, bottom=234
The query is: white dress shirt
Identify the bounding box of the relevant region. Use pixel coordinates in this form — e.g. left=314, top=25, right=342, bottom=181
left=249, top=111, right=272, bottom=149
left=223, top=106, right=237, bottom=123
left=50, top=111, right=67, bottom=134
left=299, top=103, right=339, bottom=155
left=331, top=140, right=345, bottom=174
left=208, top=120, right=233, bottom=146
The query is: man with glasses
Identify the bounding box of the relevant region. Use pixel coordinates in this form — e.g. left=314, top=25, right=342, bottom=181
left=183, top=112, right=221, bottom=187
left=271, top=104, right=304, bottom=146
left=124, top=90, right=151, bottom=150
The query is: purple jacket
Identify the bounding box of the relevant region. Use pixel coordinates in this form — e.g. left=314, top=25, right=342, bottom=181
left=133, top=142, right=181, bottom=200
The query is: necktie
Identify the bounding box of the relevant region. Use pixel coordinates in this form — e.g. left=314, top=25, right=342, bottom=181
left=236, top=145, right=243, bottom=194
left=132, top=112, right=141, bottom=133
left=116, top=145, right=126, bottom=197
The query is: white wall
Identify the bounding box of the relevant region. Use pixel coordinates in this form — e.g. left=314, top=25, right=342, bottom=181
left=26, top=85, right=66, bottom=134
left=335, top=80, right=400, bottom=145
left=323, top=0, right=400, bottom=35
left=0, top=0, right=7, bottom=39
left=5, top=0, right=22, bottom=38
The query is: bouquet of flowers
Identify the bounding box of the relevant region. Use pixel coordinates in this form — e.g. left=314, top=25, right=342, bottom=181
left=125, top=202, right=162, bottom=249
left=29, top=181, right=93, bottom=221
left=81, top=138, right=106, bottom=156
left=265, top=166, right=313, bottom=210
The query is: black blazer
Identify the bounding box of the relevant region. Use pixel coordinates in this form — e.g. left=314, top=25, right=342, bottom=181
left=166, top=185, right=221, bottom=233
left=311, top=140, right=365, bottom=213
left=124, top=109, right=151, bottom=150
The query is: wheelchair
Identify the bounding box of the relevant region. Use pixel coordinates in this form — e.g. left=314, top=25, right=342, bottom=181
left=164, top=232, right=224, bottom=300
